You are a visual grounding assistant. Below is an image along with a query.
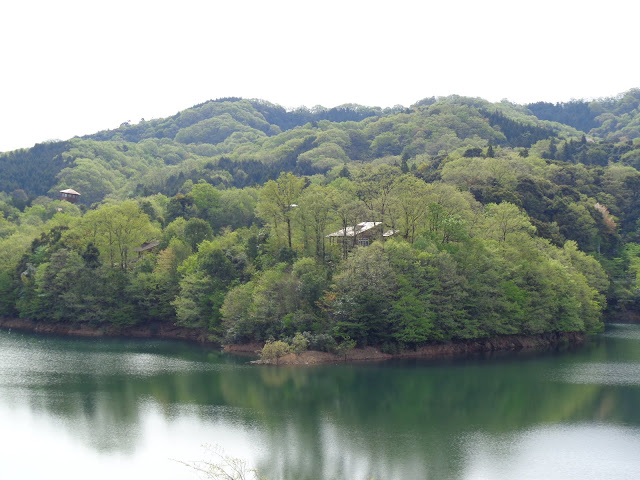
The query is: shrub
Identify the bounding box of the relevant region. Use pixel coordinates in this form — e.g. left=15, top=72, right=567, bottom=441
left=291, top=332, right=310, bottom=354
left=259, top=340, right=292, bottom=365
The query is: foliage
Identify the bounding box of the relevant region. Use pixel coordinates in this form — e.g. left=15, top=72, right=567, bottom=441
left=256, top=172, right=306, bottom=249
left=0, top=141, right=72, bottom=197
left=179, top=445, right=267, bottom=480
left=259, top=340, right=293, bottom=365
left=79, top=200, right=159, bottom=270
left=291, top=332, right=310, bottom=354
left=334, top=337, right=356, bottom=361
left=3, top=92, right=640, bottom=346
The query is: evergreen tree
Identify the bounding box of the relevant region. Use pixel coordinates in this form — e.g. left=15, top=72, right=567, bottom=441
left=486, top=144, right=495, bottom=158
left=549, top=138, right=557, bottom=159
left=339, top=164, right=351, bottom=179
left=401, top=152, right=409, bottom=173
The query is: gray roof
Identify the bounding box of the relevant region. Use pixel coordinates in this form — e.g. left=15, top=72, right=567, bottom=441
left=59, top=188, right=80, bottom=196
left=327, top=222, right=382, bottom=237
left=134, top=241, right=160, bottom=253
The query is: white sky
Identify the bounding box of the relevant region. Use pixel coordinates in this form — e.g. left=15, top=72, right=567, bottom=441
left=1, top=0, right=638, bottom=152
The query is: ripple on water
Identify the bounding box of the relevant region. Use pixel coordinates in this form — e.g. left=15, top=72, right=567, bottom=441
left=604, top=324, right=640, bottom=341
left=0, top=332, right=245, bottom=390
left=559, top=362, right=640, bottom=386
left=1, top=350, right=239, bottom=378
left=460, top=424, right=640, bottom=480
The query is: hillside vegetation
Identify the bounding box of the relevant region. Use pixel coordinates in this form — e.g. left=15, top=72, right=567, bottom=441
left=1, top=91, right=640, bottom=349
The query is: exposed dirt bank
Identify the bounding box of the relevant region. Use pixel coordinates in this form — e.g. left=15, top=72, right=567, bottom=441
left=1, top=317, right=586, bottom=365
left=250, top=331, right=586, bottom=366
left=0, top=317, right=215, bottom=344
left=223, top=342, right=264, bottom=353
left=255, top=347, right=393, bottom=366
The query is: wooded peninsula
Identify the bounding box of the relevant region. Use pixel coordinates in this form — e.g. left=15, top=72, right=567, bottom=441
left=1, top=92, right=640, bottom=355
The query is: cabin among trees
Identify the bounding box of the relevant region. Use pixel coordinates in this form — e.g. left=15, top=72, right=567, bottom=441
left=327, top=222, right=396, bottom=248
left=59, top=188, right=80, bottom=203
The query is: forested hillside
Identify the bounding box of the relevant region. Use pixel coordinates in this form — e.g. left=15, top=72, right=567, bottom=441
left=1, top=90, right=640, bottom=349
left=527, top=88, right=640, bottom=140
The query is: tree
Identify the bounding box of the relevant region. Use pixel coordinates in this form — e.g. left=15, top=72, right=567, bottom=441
left=259, top=339, right=293, bottom=365
left=297, top=186, right=335, bottom=261
left=463, top=147, right=483, bottom=158
left=190, top=181, right=222, bottom=226
left=334, top=337, right=356, bottom=361
left=11, top=189, right=28, bottom=211
left=82, top=201, right=158, bottom=270
left=291, top=332, right=310, bottom=354
left=256, top=172, right=306, bottom=249
left=54, top=157, right=121, bottom=205
left=330, top=244, right=397, bottom=345
left=548, top=138, right=557, bottom=159
left=166, top=194, right=195, bottom=223
left=486, top=143, right=495, bottom=158
left=401, top=152, right=409, bottom=173
left=391, top=175, right=429, bottom=243
left=334, top=188, right=367, bottom=259
left=81, top=242, right=101, bottom=269
left=0, top=211, right=16, bottom=239
left=184, top=218, right=214, bottom=251
left=338, top=163, right=351, bottom=179
left=484, top=202, right=535, bottom=243
left=390, top=291, right=434, bottom=345
left=172, top=271, right=214, bottom=329
left=217, top=188, right=258, bottom=230
left=356, top=165, right=401, bottom=242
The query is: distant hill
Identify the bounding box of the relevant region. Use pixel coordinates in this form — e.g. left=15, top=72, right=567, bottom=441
left=0, top=91, right=638, bottom=204
left=0, top=140, right=72, bottom=196
left=527, top=88, right=640, bottom=139
left=83, top=98, right=399, bottom=143
left=3, top=90, right=640, bottom=342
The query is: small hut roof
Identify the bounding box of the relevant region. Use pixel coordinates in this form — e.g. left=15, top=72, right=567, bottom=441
left=60, top=188, right=81, bottom=196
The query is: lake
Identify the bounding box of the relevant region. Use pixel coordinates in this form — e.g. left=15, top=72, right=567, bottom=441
left=1, top=325, right=640, bottom=480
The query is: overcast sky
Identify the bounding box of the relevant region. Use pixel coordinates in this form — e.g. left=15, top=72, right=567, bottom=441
left=1, top=0, right=638, bottom=152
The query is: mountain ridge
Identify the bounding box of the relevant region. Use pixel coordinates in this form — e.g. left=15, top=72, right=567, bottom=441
left=6, top=92, right=634, bottom=203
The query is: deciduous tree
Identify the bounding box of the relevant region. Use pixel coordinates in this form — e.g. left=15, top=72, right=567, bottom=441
left=256, top=172, right=306, bottom=249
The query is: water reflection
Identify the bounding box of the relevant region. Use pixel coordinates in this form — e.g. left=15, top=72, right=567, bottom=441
left=461, top=425, right=640, bottom=480
left=603, top=323, right=640, bottom=341
left=1, top=325, right=640, bottom=479
left=561, top=362, right=640, bottom=386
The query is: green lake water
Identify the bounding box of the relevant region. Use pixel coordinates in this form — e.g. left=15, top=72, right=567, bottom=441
left=1, top=325, right=640, bottom=480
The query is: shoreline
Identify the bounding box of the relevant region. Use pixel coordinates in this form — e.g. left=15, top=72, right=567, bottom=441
left=254, top=331, right=587, bottom=365
left=0, top=317, right=215, bottom=345
left=0, top=316, right=586, bottom=364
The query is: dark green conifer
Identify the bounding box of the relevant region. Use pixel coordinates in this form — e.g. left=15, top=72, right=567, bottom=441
left=549, top=138, right=557, bottom=159
left=82, top=243, right=101, bottom=269
left=486, top=144, right=495, bottom=158
left=401, top=152, right=409, bottom=173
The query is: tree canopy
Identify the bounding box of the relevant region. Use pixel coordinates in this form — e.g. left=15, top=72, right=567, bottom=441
left=2, top=91, right=640, bottom=348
